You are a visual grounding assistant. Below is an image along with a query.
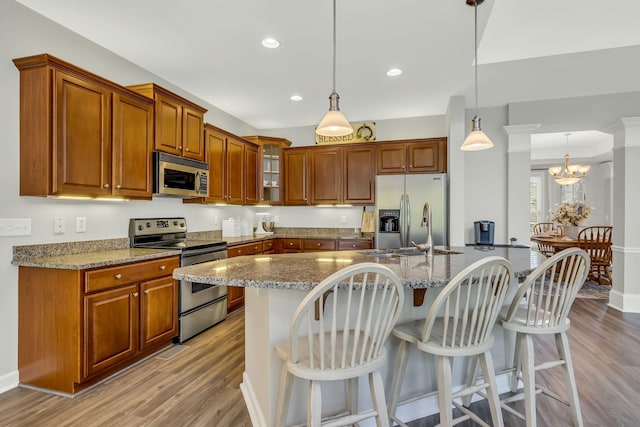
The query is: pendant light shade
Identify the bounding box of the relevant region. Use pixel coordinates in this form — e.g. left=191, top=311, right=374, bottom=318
left=316, top=0, right=353, bottom=138
left=316, top=92, right=352, bottom=136
left=460, top=0, right=493, bottom=151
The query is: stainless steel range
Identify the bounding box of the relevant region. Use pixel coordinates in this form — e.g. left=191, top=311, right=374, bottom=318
left=129, top=217, right=228, bottom=342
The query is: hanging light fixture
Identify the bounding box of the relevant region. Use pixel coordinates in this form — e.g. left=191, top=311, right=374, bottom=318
left=461, top=0, right=493, bottom=151
left=548, top=133, right=590, bottom=185
left=316, top=0, right=353, bottom=137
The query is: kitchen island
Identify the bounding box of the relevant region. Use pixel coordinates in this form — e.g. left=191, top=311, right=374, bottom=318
left=173, top=247, right=542, bottom=426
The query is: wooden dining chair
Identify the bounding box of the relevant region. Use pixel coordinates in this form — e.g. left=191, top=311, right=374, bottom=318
left=273, top=263, right=404, bottom=427
left=577, top=226, right=613, bottom=285
left=532, top=222, right=561, bottom=257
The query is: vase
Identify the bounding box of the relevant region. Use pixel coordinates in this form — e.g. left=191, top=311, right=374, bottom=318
left=564, top=225, right=580, bottom=239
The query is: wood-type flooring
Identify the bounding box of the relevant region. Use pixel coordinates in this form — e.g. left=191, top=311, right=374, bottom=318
left=0, top=298, right=639, bottom=426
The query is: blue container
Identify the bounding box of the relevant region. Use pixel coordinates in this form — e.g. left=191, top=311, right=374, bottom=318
left=474, top=220, right=495, bottom=245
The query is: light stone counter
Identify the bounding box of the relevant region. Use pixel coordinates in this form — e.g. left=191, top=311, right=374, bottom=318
left=173, top=246, right=542, bottom=427
left=12, top=248, right=180, bottom=270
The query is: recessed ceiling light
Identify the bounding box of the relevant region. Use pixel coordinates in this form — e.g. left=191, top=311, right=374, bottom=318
left=386, top=68, right=403, bottom=77
left=290, top=95, right=303, bottom=101
left=261, top=38, right=280, bottom=49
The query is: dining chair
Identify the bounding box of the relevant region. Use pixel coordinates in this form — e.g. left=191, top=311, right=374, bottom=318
left=273, top=262, right=404, bottom=427
left=500, top=247, right=589, bottom=427
left=532, top=222, right=561, bottom=257
left=387, top=256, right=512, bottom=427
left=577, top=226, right=613, bottom=285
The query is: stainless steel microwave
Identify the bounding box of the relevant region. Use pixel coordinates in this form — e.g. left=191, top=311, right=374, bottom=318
left=153, top=152, right=209, bottom=198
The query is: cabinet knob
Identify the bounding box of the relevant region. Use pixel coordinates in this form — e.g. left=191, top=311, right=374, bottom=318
left=159, top=265, right=166, bottom=271
left=317, top=243, right=321, bottom=247
left=352, top=244, right=357, bottom=248
left=104, top=184, right=110, bottom=189
left=114, top=274, right=122, bottom=279
left=254, top=246, right=258, bottom=250
left=115, top=184, right=121, bottom=189
left=133, top=292, right=138, bottom=298
left=289, top=242, right=294, bottom=246
left=185, top=148, right=190, bottom=151
left=178, top=146, right=183, bottom=149
left=144, top=290, right=150, bottom=295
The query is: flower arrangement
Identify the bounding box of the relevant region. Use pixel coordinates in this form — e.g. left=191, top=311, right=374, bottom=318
left=551, top=202, right=591, bottom=226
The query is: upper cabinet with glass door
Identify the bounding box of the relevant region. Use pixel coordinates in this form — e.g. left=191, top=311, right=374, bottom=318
left=243, top=136, right=292, bottom=205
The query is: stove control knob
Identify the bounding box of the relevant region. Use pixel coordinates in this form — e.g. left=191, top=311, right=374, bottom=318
left=138, top=225, right=144, bottom=231
left=146, top=222, right=151, bottom=228
left=173, top=220, right=178, bottom=226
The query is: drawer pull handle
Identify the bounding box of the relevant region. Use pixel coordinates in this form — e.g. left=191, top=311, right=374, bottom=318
left=114, top=274, right=122, bottom=279
left=133, top=292, right=138, bottom=298
left=159, top=265, right=166, bottom=271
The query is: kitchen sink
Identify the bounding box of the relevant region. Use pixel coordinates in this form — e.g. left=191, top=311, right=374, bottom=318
left=359, top=247, right=463, bottom=257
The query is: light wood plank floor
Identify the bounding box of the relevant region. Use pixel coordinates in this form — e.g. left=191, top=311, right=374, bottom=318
left=1, top=297, right=639, bottom=426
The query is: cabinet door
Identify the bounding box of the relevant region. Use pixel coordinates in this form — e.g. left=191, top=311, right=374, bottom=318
left=376, top=143, right=406, bottom=174
left=154, top=93, right=182, bottom=156
left=140, top=276, right=178, bottom=351
left=112, top=92, right=153, bottom=198
left=226, top=137, right=245, bottom=204
left=408, top=140, right=444, bottom=173
left=343, top=146, right=375, bottom=204
left=182, top=106, right=205, bottom=161
left=283, top=149, right=309, bottom=205
left=204, top=128, right=227, bottom=203
left=310, top=147, right=342, bottom=204
left=54, top=70, right=111, bottom=196
left=244, top=142, right=259, bottom=205
left=84, top=285, right=138, bottom=378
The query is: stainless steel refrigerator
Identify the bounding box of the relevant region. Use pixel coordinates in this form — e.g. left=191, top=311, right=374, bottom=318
left=375, top=173, right=447, bottom=249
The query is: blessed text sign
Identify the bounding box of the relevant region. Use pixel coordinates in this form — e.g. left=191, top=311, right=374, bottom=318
left=315, top=122, right=376, bottom=144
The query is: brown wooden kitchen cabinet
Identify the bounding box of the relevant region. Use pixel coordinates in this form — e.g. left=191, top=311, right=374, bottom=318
left=337, top=239, right=373, bottom=251
left=127, top=83, right=206, bottom=161
left=282, top=148, right=310, bottom=205
left=226, top=242, right=264, bottom=313
left=18, top=256, right=179, bottom=394
left=13, top=54, right=154, bottom=199
left=343, top=146, right=375, bottom=204
left=244, top=136, right=292, bottom=205
left=303, top=239, right=337, bottom=252
left=186, top=124, right=258, bottom=205
left=376, top=138, right=447, bottom=174
left=310, top=147, right=342, bottom=204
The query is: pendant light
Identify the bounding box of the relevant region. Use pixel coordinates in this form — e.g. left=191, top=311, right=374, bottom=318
left=460, top=0, right=493, bottom=151
left=548, top=133, right=590, bottom=185
left=316, top=0, right=353, bottom=137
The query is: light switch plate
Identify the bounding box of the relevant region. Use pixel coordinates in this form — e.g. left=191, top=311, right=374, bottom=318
left=54, top=217, right=65, bottom=234
left=0, top=218, right=32, bottom=236
left=76, top=217, right=87, bottom=233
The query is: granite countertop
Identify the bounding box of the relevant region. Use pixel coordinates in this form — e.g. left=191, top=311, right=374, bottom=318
left=12, top=248, right=181, bottom=270
left=222, top=231, right=373, bottom=246
left=173, top=246, right=542, bottom=290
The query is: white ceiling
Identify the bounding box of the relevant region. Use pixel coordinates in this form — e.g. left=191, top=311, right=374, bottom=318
left=15, top=0, right=640, bottom=157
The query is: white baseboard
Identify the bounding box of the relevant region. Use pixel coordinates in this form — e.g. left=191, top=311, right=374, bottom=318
left=0, top=370, right=19, bottom=394
left=240, top=371, right=267, bottom=427
left=609, top=289, right=640, bottom=313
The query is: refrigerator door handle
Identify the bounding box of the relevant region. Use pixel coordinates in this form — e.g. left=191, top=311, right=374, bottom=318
left=405, top=194, right=411, bottom=247
left=399, top=194, right=404, bottom=247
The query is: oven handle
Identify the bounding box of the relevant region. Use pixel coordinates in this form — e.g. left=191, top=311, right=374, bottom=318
left=182, top=248, right=228, bottom=266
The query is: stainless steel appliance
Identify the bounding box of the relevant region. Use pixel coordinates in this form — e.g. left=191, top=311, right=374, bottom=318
left=375, top=173, right=447, bottom=249
left=130, top=217, right=227, bottom=342
left=153, top=151, right=209, bottom=198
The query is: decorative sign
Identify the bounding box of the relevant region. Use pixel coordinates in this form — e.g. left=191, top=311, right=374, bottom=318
left=315, top=122, right=376, bottom=145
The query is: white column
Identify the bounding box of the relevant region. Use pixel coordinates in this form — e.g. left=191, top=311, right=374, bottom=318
left=608, top=117, right=640, bottom=312
left=504, top=124, right=541, bottom=245
left=447, top=96, right=466, bottom=246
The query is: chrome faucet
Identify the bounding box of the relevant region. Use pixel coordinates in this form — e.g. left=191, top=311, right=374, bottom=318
left=411, top=202, right=433, bottom=258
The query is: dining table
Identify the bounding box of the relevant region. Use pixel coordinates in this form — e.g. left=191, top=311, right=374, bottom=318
left=530, top=233, right=580, bottom=253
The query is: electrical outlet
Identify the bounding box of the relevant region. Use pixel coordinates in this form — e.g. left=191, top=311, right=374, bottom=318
left=341, top=215, right=347, bottom=224
left=54, top=217, right=65, bottom=234
left=76, top=217, right=87, bottom=233
left=0, top=218, right=32, bottom=236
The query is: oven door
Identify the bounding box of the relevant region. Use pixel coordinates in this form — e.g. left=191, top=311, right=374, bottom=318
left=180, top=248, right=227, bottom=313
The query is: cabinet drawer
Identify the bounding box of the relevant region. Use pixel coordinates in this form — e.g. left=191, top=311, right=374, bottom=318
left=280, top=238, right=303, bottom=252
left=85, top=257, right=179, bottom=293
left=338, top=239, right=373, bottom=250
left=262, top=239, right=276, bottom=253
left=303, top=239, right=336, bottom=252
left=228, top=242, right=263, bottom=257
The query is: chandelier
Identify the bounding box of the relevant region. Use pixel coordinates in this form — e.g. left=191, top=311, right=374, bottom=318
left=548, top=133, right=590, bottom=185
